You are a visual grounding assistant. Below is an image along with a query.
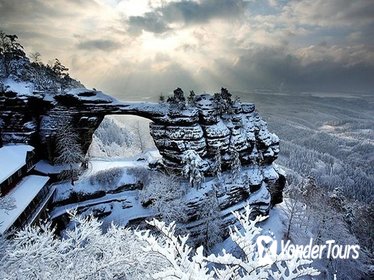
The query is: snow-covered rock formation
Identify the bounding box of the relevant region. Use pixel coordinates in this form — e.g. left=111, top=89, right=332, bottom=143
left=0, top=83, right=285, bottom=206
left=0, top=44, right=285, bottom=219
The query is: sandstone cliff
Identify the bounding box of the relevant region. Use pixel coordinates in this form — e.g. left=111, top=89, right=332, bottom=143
left=0, top=53, right=285, bottom=233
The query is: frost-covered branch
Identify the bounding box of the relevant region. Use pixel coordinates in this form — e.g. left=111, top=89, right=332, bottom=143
left=136, top=219, right=214, bottom=279
left=182, top=150, right=206, bottom=188
left=0, top=192, right=16, bottom=213
left=138, top=205, right=320, bottom=279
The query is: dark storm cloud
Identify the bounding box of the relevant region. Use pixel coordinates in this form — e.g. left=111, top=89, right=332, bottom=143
left=126, top=0, right=247, bottom=35
left=0, top=0, right=373, bottom=94
left=159, top=0, right=247, bottom=24
left=77, top=39, right=122, bottom=51
left=283, top=0, right=374, bottom=28
left=127, top=12, right=171, bottom=35
left=218, top=46, right=374, bottom=92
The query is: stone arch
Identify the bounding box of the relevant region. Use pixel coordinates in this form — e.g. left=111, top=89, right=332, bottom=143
left=87, top=114, right=156, bottom=159
left=38, top=89, right=281, bottom=178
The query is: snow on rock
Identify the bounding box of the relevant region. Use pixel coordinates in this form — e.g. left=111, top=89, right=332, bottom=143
left=262, top=165, right=279, bottom=181
left=0, top=54, right=287, bottom=242
left=1, top=81, right=285, bottom=206
left=64, top=88, right=119, bottom=104
left=165, top=124, right=203, bottom=140
left=246, top=166, right=263, bottom=186
left=2, top=78, right=34, bottom=96
left=149, top=89, right=281, bottom=182
left=203, top=120, right=230, bottom=138
left=34, top=160, right=80, bottom=176
left=195, top=94, right=219, bottom=124
left=248, top=182, right=271, bottom=205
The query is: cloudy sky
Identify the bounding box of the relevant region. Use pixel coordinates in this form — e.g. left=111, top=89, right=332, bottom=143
left=1, top=0, right=373, bottom=99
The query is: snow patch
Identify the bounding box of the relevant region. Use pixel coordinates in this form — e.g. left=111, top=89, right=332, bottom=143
left=3, top=78, right=34, bottom=96
left=0, top=144, right=34, bottom=185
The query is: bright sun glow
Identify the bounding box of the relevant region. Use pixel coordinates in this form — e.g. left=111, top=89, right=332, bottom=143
left=141, top=34, right=176, bottom=53
left=116, top=0, right=151, bottom=16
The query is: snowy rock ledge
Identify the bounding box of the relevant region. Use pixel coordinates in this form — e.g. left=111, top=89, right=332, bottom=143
left=0, top=84, right=285, bottom=206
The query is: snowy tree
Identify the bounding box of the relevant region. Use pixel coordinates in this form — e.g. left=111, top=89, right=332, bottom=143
left=134, top=120, right=147, bottom=153
left=213, top=93, right=225, bottom=114
left=283, top=176, right=367, bottom=279
left=139, top=173, right=188, bottom=226
left=89, top=167, right=124, bottom=191
left=125, top=118, right=154, bottom=155
left=28, top=59, right=57, bottom=91
left=283, top=181, right=306, bottom=240
left=0, top=213, right=168, bottom=279
left=137, top=205, right=320, bottom=279
left=51, top=58, right=68, bottom=79
left=0, top=192, right=16, bottom=213
left=30, top=51, right=41, bottom=64
left=93, top=117, right=132, bottom=148
left=230, top=148, right=241, bottom=183
left=214, top=150, right=223, bottom=183
left=0, top=31, right=26, bottom=76
left=0, top=206, right=321, bottom=279
left=182, top=150, right=205, bottom=188
left=284, top=177, right=339, bottom=243
left=198, top=188, right=223, bottom=249
left=89, top=117, right=154, bottom=158
left=54, top=116, right=84, bottom=184
left=187, top=90, right=196, bottom=106
left=347, top=203, right=374, bottom=277
left=213, top=88, right=233, bottom=114
left=220, top=87, right=232, bottom=102
left=0, top=31, right=9, bottom=55
left=0, top=31, right=25, bottom=58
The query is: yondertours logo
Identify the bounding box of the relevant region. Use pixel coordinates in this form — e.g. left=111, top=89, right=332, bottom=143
left=257, top=235, right=278, bottom=265
left=256, top=236, right=360, bottom=265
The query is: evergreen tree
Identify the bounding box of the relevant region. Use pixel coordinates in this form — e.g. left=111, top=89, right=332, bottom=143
left=230, top=148, right=241, bottom=182
left=51, top=58, right=69, bottom=79
left=182, top=150, right=205, bottom=188
left=54, top=116, right=84, bottom=184
left=214, top=150, right=223, bottom=183
left=0, top=32, right=25, bottom=58
left=199, top=188, right=223, bottom=249
left=187, top=90, right=196, bottom=106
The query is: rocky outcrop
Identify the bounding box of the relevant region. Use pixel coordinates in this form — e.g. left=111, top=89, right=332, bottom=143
left=0, top=83, right=285, bottom=205
left=149, top=90, right=280, bottom=172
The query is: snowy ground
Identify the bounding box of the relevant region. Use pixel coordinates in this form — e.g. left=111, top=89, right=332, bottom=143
left=52, top=157, right=159, bottom=230
left=54, top=154, right=158, bottom=202
left=52, top=155, right=273, bottom=233
left=51, top=190, right=155, bottom=229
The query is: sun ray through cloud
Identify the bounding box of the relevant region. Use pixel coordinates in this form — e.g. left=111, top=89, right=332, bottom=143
left=0, top=0, right=372, bottom=97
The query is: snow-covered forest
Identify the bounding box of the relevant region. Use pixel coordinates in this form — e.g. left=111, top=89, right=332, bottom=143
left=0, top=29, right=373, bottom=280
left=88, top=116, right=154, bottom=159
left=252, top=92, right=373, bottom=204
left=83, top=91, right=374, bottom=279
